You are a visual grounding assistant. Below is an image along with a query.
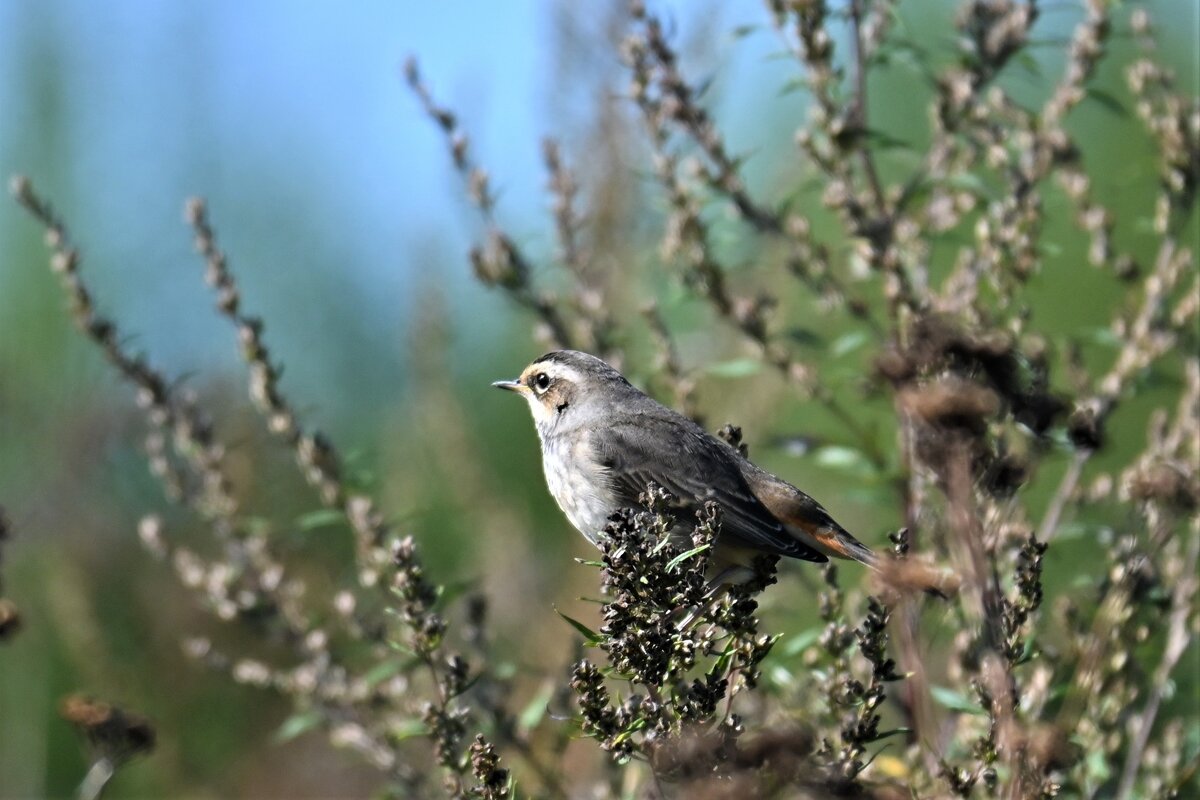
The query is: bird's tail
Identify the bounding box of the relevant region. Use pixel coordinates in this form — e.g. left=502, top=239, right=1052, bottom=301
left=806, top=525, right=959, bottom=599
left=804, top=524, right=879, bottom=567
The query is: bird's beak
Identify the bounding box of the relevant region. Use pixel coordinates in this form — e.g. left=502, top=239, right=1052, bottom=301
left=492, top=379, right=526, bottom=394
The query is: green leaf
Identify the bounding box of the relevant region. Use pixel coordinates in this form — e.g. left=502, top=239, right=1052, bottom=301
left=1028, top=36, right=1071, bottom=50
left=386, top=639, right=416, bottom=657
left=1052, top=521, right=1087, bottom=541
left=782, top=626, right=824, bottom=656
left=243, top=516, right=273, bottom=536
left=945, top=172, right=991, bottom=198
left=931, top=686, right=985, bottom=716
left=1086, top=747, right=1112, bottom=782
left=296, top=509, right=344, bottom=531
left=1015, top=638, right=1037, bottom=666
left=864, top=129, right=914, bottom=152
left=713, top=641, right=736, bottom=675
left=1014, top=51, right=1042, bottom=78
left=1047, top=427, right=1073, bottom=451
left=518, top=683, right=555, bottom=734
left=778, top=77, right=809, bottom=97
left=665, top=544, right=710, bottom=572
left=769, top=665, right=795, bottom=687
left=759, top=634, right=781, bottom=660
left=436, top=577, right=478, bottom=608
left=611, top=718, right=648, bottom=746
left=1085, top=327, right=1121, bottom=348
left=275, top=710, right=322, bottom=743
left=785, top=327, right=824, bottom=347
left=391, top=718, right=429, bottom=741
left=867, top=727, right=912, bottom=742
left=555, top=607, right=600, bottom=644
left=704, top=358, right=763, bottom=379
left=813, top=445, right=875, bottom=475
left=650, top=533, right=674, bottom=556
left=845, top=486, right=892, bottom=505
left=362, top=659, right=404, bottom=689
left=830, top=330, right=869, bottom=358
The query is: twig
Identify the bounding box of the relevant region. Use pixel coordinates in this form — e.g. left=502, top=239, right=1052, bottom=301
left=543, top=138, right=615, bottom=355
left=847, top=0, right=888, bottom=216
left=1115, top=518, right=1199, bottom=800
left=1037, top=450, right=1088, bottom=543
left=185, top=197, right=489, bottom=787
left=77, top=758, right=114, bottom=800
left=11, top=177, right=308, bottom=644
left=405, top=58, right=574, bottom=348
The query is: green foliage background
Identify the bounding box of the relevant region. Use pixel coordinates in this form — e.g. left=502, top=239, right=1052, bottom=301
left=1, top=1, right=1196, bottom=796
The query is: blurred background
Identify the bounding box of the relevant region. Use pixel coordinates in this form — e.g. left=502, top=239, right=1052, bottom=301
left=1, top=0, right=1195, bottom=796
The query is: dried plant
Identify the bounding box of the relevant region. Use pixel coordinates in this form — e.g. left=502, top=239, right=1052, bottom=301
left=10, top=0, right=1199, bottom=797
left=13, top=178, right=516, bottom=799
left=566, top=490, right=777, bottom=762
left=59, top=695, right=156, bottom=800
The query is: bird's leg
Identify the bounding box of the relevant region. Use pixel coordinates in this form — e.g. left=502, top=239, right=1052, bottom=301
left=722, top=668, right=740, bottom=722
left=672, top=567, right=742, bottom=628
left=673, top=603, right=702, bottom=630
left=705, top=565, right=754, bottom=592
left=675, top=582, right=731, bottom=631
left=672, top=604, right=705, bottom=633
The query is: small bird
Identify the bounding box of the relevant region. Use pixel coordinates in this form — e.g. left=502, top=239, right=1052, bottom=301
left=494, top=350, right=878, bottom=586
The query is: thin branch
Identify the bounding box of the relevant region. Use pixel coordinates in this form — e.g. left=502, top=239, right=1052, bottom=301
left=848, top=0, right=888, bottom=215
left=1115, top=519, right=1200, bottom=800
left=11, top=176, right=309, bottom=645
left=1037, top=449, right=1088, bottom=543
left=405, top=58, right=574, bottom=348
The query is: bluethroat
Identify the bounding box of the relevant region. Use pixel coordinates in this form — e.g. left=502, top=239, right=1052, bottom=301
left=494, top=350, right=879, bottom=586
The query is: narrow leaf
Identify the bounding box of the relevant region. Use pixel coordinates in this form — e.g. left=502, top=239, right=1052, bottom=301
left=518, top=683, right=555, bottom=734
left=931, top=686, right=985, bottom=715
left=704, top=358, right=763, bottom=378
left=813, top=445, right=875, bottom=475
left=782, top=626, right=824, bottom=656
left=665, top=544, right=710, bottom=572
left=1087, top=88, right=1127, bottom=117
left=362, top=659, right=404, bottom=689
left=391, top=718, right=429, bottom=741
left=867, top=727, right=913, bottom=742
left=830, top=330, right=869, bottom=358
left=275, top=710, right=322, bottom=743
left=555, top=607, right=601, bottom=644
left=296, top=509, right=344, bottom=531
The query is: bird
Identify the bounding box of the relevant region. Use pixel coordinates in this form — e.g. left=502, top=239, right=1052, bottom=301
left=493, top=350, right=878, bottom=586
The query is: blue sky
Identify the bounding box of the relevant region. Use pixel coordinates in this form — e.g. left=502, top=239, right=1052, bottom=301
left=0, top=1, right=762, bottom=256
left=1, top=0, right=1192, bottom=392
left=0, top=2, right=764, bottom=378
left=2, top=1, right=559, bottom=277
left=3, top=2, right=548, bottom=216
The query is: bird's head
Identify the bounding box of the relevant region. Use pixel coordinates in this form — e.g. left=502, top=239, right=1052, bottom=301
left=493, top=350, right=633, bottom=432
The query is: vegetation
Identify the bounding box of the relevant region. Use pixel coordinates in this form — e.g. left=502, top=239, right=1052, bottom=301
left=4, top=0, right=1197, bottom=797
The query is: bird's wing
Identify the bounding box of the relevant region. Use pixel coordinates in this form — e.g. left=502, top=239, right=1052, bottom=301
left=595, top=416, right=827, bottom=563
left=739, top=462, right=876, bottom=566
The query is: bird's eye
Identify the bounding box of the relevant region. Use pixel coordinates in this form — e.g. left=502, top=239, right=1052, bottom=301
left=532, top=372, right=551, bottom=392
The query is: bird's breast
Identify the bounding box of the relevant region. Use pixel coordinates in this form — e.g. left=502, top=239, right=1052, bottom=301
left=541, top=431, right=617, bottom=546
